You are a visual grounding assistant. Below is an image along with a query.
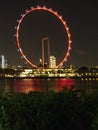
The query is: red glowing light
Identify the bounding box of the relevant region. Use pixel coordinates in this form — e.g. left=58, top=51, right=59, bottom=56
left=16, top=6, right=72, bottom=68
left=58, top=79, right=76, bottom=91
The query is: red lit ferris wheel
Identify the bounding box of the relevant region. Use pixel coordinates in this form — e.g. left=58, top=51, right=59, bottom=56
left=15, top=6, right=72, bottom=68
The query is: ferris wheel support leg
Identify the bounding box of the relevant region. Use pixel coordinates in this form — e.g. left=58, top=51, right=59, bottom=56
left=42, top=39, right=44, bottom=68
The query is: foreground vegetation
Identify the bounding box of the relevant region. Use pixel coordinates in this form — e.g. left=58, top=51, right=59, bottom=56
left=0, top=87, right=98, bottom=130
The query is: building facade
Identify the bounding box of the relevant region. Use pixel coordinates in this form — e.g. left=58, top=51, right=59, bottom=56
left=49, top=56, right=56, bottom=68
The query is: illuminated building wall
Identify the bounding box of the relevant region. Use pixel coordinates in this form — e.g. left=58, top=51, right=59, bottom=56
left=1, top=55, right=5, bottom=68
left=49, top=56, right=56, bottom=68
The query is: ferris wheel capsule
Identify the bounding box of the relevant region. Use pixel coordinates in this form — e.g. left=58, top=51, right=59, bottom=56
left=21, top=56, right=23, bottom=59
left=63, top=21, right=66, bottom=25
left=49, top=8, right=52, bottom=11
left=68, top=33, right=71, bottom=37
left=31, top=7, right=33, bottom=10
left=69, top=47, right=71, bottom=50
left=59, top=16, right=62, bottom=20
left=14, top=34, right=16, bottom=37
left=17, top=20, right=19, bottom=22
left=66, top=27, right=69, bottom=31
left=69, top=40, right=72, bottom=44
left=17, top=49, right=19, bottom=52
left=37, top=5, right=41, bottom=9
left=20, top=14, right=23, bottom=17
left=14, top=26, right=17, bottom=29
left=54, top=11, right=58, bottom=15
left=43, top=6, right=46, bottom=9
left=25, top=10, right=29, bottom=13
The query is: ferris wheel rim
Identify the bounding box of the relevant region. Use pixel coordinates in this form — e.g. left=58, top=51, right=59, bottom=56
left=16, top=6, right=72, bottom=68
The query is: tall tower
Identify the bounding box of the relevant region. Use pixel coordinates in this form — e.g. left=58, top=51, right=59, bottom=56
left=49, top=56, right=56, bottom=68
left=1, top=55, right=5, bottom=68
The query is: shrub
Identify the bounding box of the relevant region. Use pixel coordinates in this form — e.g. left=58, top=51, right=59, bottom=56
left=0, top=88, right=98, bottom=130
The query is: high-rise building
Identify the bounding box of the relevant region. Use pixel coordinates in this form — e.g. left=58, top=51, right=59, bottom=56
left=49, top=56, right=56, bottom=68
left=1, top=55, right=5, bottom=68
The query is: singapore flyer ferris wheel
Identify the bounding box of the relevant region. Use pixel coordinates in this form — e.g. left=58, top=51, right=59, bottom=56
left=15, top=6, right=72, bottom=68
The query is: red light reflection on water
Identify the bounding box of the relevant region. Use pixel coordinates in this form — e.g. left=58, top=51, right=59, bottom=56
left=57, top=78, right=76, bottom=91
left=13, top=79, right=42, bottom=93
left=13, top=78, right=76, bottom=93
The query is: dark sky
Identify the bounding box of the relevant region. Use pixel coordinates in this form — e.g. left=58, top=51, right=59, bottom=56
left=0, top=0, right=98, bottom=67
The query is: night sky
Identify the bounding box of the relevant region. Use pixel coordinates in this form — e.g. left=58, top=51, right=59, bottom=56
left=0, top=0, right=98, bottom=68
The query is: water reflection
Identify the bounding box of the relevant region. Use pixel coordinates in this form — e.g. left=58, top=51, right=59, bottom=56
left=13, top=79, right=42, bottom=93
left=0, top=78, right=98, bottom=94
left=57, top=78, right=76, bottom=91
left=0, top=79, right=13, bottom=93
